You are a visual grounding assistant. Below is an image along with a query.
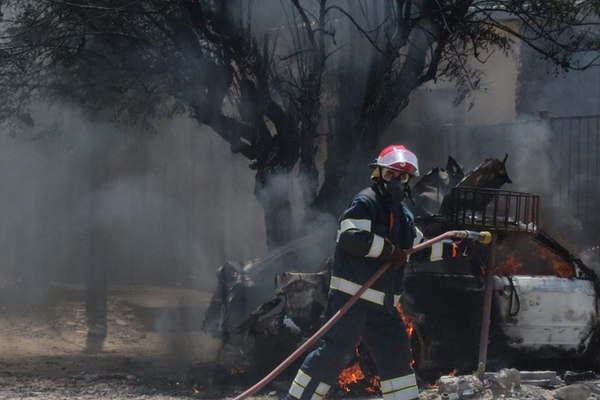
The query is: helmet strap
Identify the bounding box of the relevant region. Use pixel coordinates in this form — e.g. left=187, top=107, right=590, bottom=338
left=405, top=184, right=415, bottom=206
left=374, top=167, right=389, bottom=197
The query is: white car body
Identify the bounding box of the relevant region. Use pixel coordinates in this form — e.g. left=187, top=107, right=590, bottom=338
left=493, top=276, right=598, bottom=353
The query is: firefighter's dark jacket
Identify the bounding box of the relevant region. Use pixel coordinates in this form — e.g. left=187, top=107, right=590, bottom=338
left=332, top=183, right=456, bottom=301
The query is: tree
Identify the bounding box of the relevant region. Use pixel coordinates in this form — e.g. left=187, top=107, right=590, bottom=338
left=1, top=0, right=599, bottom=249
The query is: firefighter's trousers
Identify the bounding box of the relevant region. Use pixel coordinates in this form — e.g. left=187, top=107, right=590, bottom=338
left=287, top=292, right=418, bottom=400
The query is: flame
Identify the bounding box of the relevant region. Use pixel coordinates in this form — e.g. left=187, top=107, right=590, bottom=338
left=337, top=361, right=365, bottom=392
left=338, top=360, right=381, bottom=393
left=397, top=303, right=417, bottom=369
left=497, top=242, right=575, bottom=278
left=497, top=255, right=523, bottom=275
left=537, top=246, right=575, bottom=278
left=396, top=303, right=415, bottom=338
left=336, top=304, right=417, bottom=393
left=337, top=346, right=382, bottom=393
left=366, top=375, right=381, bottom=393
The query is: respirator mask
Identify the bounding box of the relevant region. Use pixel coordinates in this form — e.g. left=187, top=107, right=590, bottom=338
left=382, top=169, right=411, bottom=204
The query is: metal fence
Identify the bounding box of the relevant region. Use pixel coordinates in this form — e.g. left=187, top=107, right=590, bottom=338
left=549, top=115, right=600, bottom=223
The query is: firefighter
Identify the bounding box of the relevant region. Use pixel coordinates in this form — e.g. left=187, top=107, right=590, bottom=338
left=287, top=145, right=460, bottom=400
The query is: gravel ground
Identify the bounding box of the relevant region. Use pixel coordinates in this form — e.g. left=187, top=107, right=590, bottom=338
left=0, top=281, right=598, bottom=400
left=0, top=282, right=227, bottom=400
left=0, top=374, right=193, bottom=400
left=1, top=355, right=599, bottom=400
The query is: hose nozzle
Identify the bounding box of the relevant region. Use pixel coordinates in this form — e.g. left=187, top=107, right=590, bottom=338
left=477, top=231, right=493, bottom=245
left=456, top=230, right=493, bottom=245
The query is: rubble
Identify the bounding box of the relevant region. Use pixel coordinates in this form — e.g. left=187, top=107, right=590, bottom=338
left=424, top=370, right=600, bottom=400
left=438, top=374, right=485, bottom=398
left=518, top=371, right=563, bottom=388
left=434, top=369, right=568, bottom=400
left=562, top=371, right=597, bottom=385
left=553, top=383, right=600, bottom=400
left=412, top=156, right=464, bottom=218
left=489, top=368, right=522, bottom=392
left=482, top=370, right=566, bottom=390
left=202, top=232, right=332, bottom=345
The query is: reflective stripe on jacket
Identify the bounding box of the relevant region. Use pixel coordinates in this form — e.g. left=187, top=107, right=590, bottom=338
left=331, top=185, right=413, bottom=297
left=331, top=184, right=460, bottom=301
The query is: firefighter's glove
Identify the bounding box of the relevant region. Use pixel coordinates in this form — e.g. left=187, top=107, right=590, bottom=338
left=382, top=242, right=407, bottom=268
left=454, top=239, right=470, bottom=257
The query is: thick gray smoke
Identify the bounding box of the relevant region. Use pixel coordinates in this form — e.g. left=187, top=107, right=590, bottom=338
left=0, top=103, right=268, bottom=360
left=1, top=104, right=266, bottom=289
left=446, top=117, right=555, bottom=196
left=392, top=100, right=593, bottom=247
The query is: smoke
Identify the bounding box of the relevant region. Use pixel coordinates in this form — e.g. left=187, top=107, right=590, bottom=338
left=503, top=119, right=553, bottom=195
left=447, top=117, right=555, bottom=197
left=394, top=90, right=593, bottom=247
left=0, top=0, right=384, bottom=364
left=0, top=102, right=267, bottom=359
left=2, top=103, right=266, bottom=284
left=472, top=118, right=588, bottom=243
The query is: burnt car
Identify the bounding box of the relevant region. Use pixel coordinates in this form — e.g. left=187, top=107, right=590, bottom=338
left=404, top=185, right=600, bottom=376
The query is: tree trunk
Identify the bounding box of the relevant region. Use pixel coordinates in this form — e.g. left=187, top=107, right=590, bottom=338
left=313, top=2, right=441, bottom=218
left=262, top=196, right=294, bottom=250
left=85, top=224, right=108, bottom=353
left=255, top=169, right=294, bottom=250
left=313, top=133, right=378, bottom=218
left=85, top=143, right=109, bottom=353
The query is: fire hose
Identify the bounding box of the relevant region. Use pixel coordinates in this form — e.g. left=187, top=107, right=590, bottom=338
left=233, top=230, right=492, bottom=400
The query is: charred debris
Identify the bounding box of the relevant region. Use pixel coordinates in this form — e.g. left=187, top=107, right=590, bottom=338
left=202, top=155, right=600, bottom=394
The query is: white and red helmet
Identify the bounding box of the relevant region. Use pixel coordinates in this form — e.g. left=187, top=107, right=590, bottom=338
left=370, top=145, right=419, bottom=176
